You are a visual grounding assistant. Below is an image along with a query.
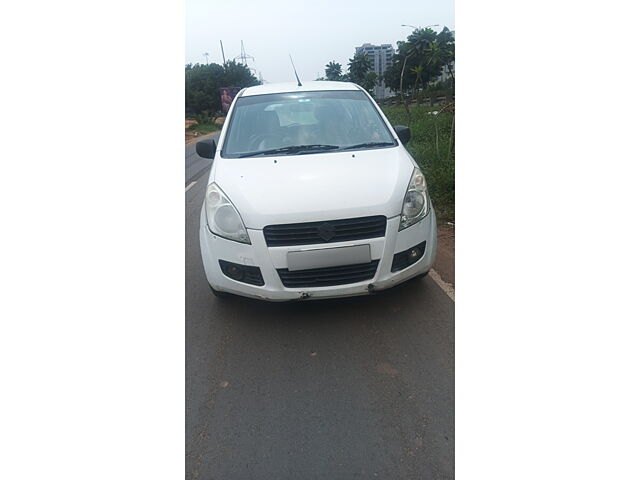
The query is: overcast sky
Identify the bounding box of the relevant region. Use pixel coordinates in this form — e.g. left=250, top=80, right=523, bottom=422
left=186, top=0, right=454, bottom=83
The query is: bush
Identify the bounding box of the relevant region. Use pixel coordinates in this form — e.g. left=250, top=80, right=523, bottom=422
left=194, top=111, right=211, bottom=126
left=382, top=105, right=455, bottom=221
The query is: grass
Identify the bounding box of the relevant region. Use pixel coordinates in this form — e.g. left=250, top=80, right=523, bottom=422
left=382, top=105, right=455, bottom=222
left=188, top=122, right=222, bottom=135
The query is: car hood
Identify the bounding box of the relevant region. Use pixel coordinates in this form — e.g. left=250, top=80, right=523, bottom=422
left=211, top=147, right=415, bottom=229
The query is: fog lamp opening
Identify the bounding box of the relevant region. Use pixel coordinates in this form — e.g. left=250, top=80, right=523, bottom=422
left=224, top=263, right=244, bottom=281
left=218, top=260, right=265, bottom=286
left=407, top=246, right=423, bottom=261
left=391, top=241, right=427, bottom=272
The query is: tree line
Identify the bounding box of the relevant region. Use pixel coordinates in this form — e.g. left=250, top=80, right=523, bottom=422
left=185, top=60, right=260, bottom=117
left=320, top=26, right=455, bottom=98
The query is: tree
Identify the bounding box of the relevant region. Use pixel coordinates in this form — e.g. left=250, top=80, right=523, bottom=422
left=436, top=27, right=455, bottom=84
left=406, top=27, right=437, bottom=59
left=405, top=27, right=440, bottom=99
left=348, top=53, right=373, bottom=87
left=362, top=72, right=378, bottom=95
left=410, top=64, right=424, bottom=102
left=325, top=61, right=343, bottom=81
left=383, top=60, right=403, bottom=92
left=222, top=60, right=261, bottom=89
left=185, top=61, right=260, bottom=116
left=382, top=26, right=455, bottom=97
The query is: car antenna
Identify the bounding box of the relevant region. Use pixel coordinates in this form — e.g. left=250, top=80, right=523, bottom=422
left=289, top=54, right=302, bottom=87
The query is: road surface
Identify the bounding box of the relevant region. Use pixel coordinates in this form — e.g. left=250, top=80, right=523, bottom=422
left=186, top=134, right=455, bottom=479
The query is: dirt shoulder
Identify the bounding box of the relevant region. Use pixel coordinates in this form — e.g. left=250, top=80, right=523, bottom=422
left=434, top=223, right=454, bottom=287
left=186, top=130, right=211, bottom=144
left=185, top=118, right=224, bottom=144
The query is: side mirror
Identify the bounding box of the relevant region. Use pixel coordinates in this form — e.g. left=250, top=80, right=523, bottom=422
left=394, top=125, right=411, bottom=145
left=196, top=138, right=216, bottom=159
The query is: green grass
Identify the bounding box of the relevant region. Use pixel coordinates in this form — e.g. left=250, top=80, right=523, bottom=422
left=188, top=122, right=222, bottom=135
left=382, top=105, right=455, bottom=222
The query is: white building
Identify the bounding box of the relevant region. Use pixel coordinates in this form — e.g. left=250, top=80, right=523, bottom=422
left=436, top=61, right=455, bottom=84
left=354, top=43, right=394, bottom=99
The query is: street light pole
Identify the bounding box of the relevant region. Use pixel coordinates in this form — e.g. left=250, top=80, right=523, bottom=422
left=401, top=23, right=439, bottom=31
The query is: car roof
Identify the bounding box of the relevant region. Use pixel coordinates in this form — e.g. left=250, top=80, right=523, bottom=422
left=239, top=81, right=362, bottom=97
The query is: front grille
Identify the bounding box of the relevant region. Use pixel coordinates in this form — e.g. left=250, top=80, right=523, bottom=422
left=277, top=260, right=380, bottom=288
left=264, top=215, right=387, bottom=247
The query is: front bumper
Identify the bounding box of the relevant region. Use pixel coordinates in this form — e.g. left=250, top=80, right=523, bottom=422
left=199, top=207, right=437, bottom=301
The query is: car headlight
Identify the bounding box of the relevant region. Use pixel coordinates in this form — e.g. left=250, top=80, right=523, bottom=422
left=399, top=168, right=431, bottom=230
left=204, top=183, right=251, bottom=244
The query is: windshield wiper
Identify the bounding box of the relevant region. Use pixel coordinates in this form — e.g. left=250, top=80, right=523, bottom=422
left=238, top=144, right=340, bottom=158
left=339, top=141, right=396, bottom=151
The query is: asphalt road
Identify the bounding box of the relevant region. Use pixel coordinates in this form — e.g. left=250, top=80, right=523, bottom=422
left=185, top=135, right=455, bottom=479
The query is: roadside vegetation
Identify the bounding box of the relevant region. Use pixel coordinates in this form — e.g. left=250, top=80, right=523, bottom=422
left=185, top=60, right=257, bottom=142
left=320, top=27, right=454, bottom=104
left=187, top=122, right=221, bottom=136
left=382, top=105, right=455, bottom=222
left=185, top=60, right=259, bottom=116
left=187, top=111, right=223, bottom=136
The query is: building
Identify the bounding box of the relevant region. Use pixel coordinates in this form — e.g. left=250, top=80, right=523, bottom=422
left=436, top=61, right=455, bottom=84
left=354, top=43, right=394, bottom=99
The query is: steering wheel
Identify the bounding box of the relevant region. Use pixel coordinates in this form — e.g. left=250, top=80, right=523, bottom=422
left=248, top=133, right=281, bottom=150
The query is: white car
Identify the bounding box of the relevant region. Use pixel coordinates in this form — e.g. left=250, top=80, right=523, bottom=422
left=197, top=81, right=437, bottom=301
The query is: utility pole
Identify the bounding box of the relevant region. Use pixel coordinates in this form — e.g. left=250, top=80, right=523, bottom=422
left=219, top=40, right=226, bottom=65
left=202, top=52, right=209, bottom=65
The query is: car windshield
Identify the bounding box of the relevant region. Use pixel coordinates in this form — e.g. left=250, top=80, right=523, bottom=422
left=221, top=90, right=396, bottom=158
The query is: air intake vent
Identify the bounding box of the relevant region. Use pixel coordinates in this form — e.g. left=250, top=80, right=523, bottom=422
left=277, top=260, right=379, bottom=288
left=264, top=216, right=387, bottom=247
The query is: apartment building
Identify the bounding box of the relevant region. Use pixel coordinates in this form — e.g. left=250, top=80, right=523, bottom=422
left=354, top=43, right=394, bottom=99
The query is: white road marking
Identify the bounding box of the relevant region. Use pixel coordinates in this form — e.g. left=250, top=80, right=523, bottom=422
left=429, top=269, right=455, bottom=302
left=185, top=181, right=197, bottom=192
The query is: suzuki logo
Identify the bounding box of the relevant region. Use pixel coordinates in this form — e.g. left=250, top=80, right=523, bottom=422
left=317, top=223, right=336, bottom=242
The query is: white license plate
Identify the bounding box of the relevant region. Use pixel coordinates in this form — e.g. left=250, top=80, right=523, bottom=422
left=286, top=244, right=371, bottom=272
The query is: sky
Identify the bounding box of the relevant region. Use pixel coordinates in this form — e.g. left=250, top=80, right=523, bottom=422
left=186, top=0, right=454, bottom=84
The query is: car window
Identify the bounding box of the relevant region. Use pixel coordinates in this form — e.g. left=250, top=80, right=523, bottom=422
left=221, top=90, right=396, bottom=157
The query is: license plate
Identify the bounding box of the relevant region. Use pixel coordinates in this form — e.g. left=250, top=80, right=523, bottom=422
left=286, top=244, right=371, bottom=272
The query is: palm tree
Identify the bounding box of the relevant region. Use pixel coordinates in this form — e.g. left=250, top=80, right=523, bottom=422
left=348, top=53, right=372, bottom=85
left=410, top=64, right=424, bottom=102
left=325, top=61, right=343, bottom=81
left=400, top=28, right=437, bottom=108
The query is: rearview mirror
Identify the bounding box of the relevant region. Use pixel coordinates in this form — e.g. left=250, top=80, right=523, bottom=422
left=394, top=125, right=411, bottom=145
left=196, top=138, right=216, bottom=159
